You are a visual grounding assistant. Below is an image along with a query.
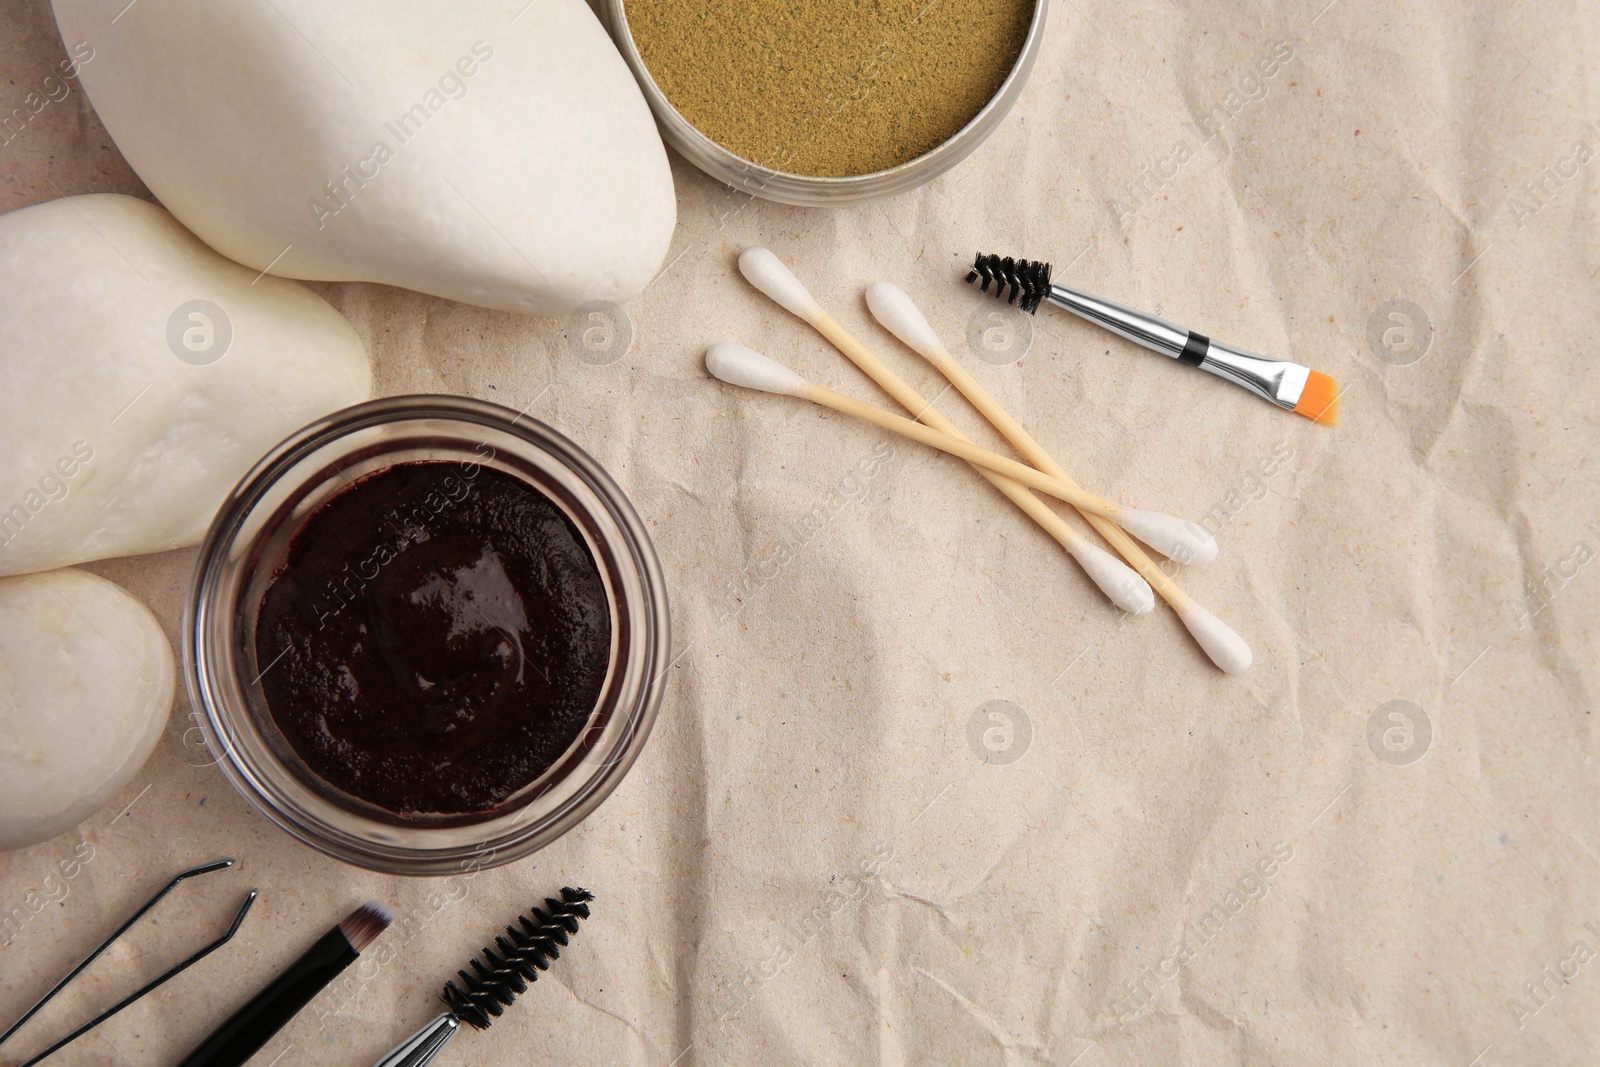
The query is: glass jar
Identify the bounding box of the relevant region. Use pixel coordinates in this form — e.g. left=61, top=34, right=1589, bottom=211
left=183, top=395, right=670, bottom=876
left=600, top=0, right=1049, bottom=205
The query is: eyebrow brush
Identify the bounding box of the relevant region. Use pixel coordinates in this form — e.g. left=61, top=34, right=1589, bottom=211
left=965, top=253, right=1339, bottom=426
left=177, top=901, right=393, bottom=1067
left=369, top=887, right=594, bottom=1067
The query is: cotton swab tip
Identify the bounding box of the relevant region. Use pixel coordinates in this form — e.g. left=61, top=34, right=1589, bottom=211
left=1178, top=603, right=1253, bottom=673
left=1117, top=509, right=1218, bottom=565
left=865, top=281, right=947, bottom=360
left=1071, top=539, right=1156, bottom=615
left=706, top=343, right=810, bottom=397
left=739, top=247, right=824, bottom=323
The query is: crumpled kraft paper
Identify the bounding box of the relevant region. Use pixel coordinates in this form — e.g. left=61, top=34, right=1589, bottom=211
left=2, top=0, right=1598, bottom=1063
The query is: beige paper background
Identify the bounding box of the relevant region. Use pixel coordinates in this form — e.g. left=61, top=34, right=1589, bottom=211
left=3, top=0, right=1599, bottom=1063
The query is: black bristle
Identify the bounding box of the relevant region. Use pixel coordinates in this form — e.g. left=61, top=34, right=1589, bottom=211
left=441, top=887, right=595, bottom=1031
left=964, top=252, right=1054, bottom=314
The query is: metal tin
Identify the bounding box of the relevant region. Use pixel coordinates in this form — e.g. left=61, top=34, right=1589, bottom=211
left=600, top=0, right=1049, bottom=205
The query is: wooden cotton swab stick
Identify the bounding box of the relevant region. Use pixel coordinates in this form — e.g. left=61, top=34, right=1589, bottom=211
left=726, top=264, right=1153, bottom=614
left=865, top=279, right=1252, bottom=674
left=705, top=342, right=1215, bottom=565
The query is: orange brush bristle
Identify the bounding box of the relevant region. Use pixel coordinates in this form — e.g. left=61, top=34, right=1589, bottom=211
left=1293, top=370, right=1339, bottom=426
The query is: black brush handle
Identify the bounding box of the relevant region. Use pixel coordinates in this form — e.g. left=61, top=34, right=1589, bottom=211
left=177, top=926, right=358, bottom=1067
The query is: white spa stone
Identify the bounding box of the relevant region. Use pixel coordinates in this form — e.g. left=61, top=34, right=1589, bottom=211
left=0, top=194, right=372, bottom=577
left=52, top=0, right=677, bottom=315
left=0, top=569, right=175, bottom=852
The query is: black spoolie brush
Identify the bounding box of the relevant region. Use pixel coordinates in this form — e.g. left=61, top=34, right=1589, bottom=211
left=371, top=887, right=594, bottom=1067
left=178, top=901, right=393, bottom=1067
left=966, top=252, right=1340, bottom=425
left=967, top=253, right=1054, bottom=314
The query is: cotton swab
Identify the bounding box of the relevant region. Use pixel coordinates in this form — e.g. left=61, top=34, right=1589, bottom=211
left=705, top=343, right=1215, bottom=566
left=730, top=247, right=1249, bottom=673
left=732, top=257, right=1158, bottom=614
left=737, top=247, right=1216, bottom=567
left=865, top=280, right=1252, bottom=673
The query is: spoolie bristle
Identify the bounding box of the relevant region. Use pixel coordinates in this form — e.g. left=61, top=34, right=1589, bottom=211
left=339, top=901, right=395, bottom=953
left=441, top=887, right=594, bottom=1031
left=965, top=253, right=1053, bottom=314
left=1293, top=370, right=1340, bottom=426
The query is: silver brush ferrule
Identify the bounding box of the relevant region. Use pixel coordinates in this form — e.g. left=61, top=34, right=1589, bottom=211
left=1197, top=340, right=1309, bottom=410
left=370, top=1013, right=460, bottom=1067
left=1045, top=284, right=1308, bottom=409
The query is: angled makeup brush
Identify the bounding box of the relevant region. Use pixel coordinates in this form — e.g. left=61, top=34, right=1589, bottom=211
left=705, top=342, right=1217, bottom=565
left=370, top=887, right=594, bottom=1067
left=966, top=253, right=1339, bottom=426
left=178, top=901, right=393, bottom=1067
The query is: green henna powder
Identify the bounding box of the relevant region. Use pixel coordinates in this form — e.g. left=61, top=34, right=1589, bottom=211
left=626, top=0, right=1035, bottom=178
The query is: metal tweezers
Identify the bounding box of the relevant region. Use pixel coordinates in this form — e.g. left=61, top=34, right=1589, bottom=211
left=0, top=857, right=257, bottom=1067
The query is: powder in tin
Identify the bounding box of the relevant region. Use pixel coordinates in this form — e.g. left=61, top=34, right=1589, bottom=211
left=626, top=0, right=1035, bottom=178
